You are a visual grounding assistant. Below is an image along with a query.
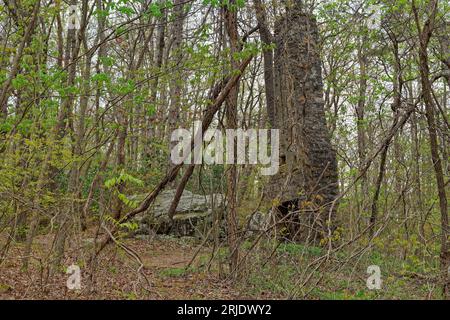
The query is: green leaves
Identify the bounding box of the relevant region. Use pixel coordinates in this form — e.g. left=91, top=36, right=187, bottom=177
left=105, top=170, right=144, bottom=210
left=145, top=104, right=156, bottom=117
left=148, top=3, right=162, bottom=18
left=104, top=170, right=144, bottom=190
left=203, top=0, right=221, bottom=8
left=17, top=119, right=33, bottom=135
left=12, top=74, right=29, bottom=90
left=0, top=118, right=13, bottom=133
left=91, top=72, right=110, bottom=84
left=112, top=78, right=136, bottom=96
left=104, top=215, right=139, bottom=230
left=117, top=6, right=134, bottom=16
left=117, top=193, right=139, bottom=209
left=99, top=56, right=115, bottom=67
left=145, top=1, right=176, bottom=18
left=203, top=0, right=246, bottom=9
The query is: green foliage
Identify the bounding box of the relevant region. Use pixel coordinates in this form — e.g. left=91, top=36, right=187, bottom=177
left=148, top=3, right=162, bottom=17
left=104, top=215, right=139, bottom=232
left=276, top=243, right=323, bottom=257
left=104, top=170, right=144, bottom=189
left=104, top=170, right=144, bottom=209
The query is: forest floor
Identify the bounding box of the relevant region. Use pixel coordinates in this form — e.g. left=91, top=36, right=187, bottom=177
left=0, top=233, right=274, bottom=300
left=0, top=231, right=442, bottom=300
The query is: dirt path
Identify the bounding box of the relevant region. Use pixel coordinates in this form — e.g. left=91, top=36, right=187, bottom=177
left=0, top=235, right=247, bottom=300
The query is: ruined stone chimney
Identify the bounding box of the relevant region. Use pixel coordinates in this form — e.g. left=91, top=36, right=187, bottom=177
left=267, top=5, right=339, bottom=242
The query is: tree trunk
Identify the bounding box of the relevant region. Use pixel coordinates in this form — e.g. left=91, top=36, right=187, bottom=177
left=223, top=1, right=240, bottom=274
left=413, top=0, right=449, bottom=297
left=253, top=0, right=275, bottom=127
left=167, top=0, right=185, bottom=178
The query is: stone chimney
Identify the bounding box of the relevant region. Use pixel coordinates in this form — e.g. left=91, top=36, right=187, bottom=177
left=266, top=5, right=339, bottom=242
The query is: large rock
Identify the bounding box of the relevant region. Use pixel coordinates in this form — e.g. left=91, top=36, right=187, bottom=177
left=132, top=189, right=224, bottom=237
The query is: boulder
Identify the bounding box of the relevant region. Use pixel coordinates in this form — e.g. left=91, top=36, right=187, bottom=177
left=132, top=189, right=224, bottom=237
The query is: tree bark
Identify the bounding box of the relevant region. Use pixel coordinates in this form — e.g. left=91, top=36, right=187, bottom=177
left=413, top=0, right=449, bottom=297
left=253, top=0, right=275, bottom=127
left=0, top=0, right=40, bottom=118
left=223, top=1, right=240, bottom=275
